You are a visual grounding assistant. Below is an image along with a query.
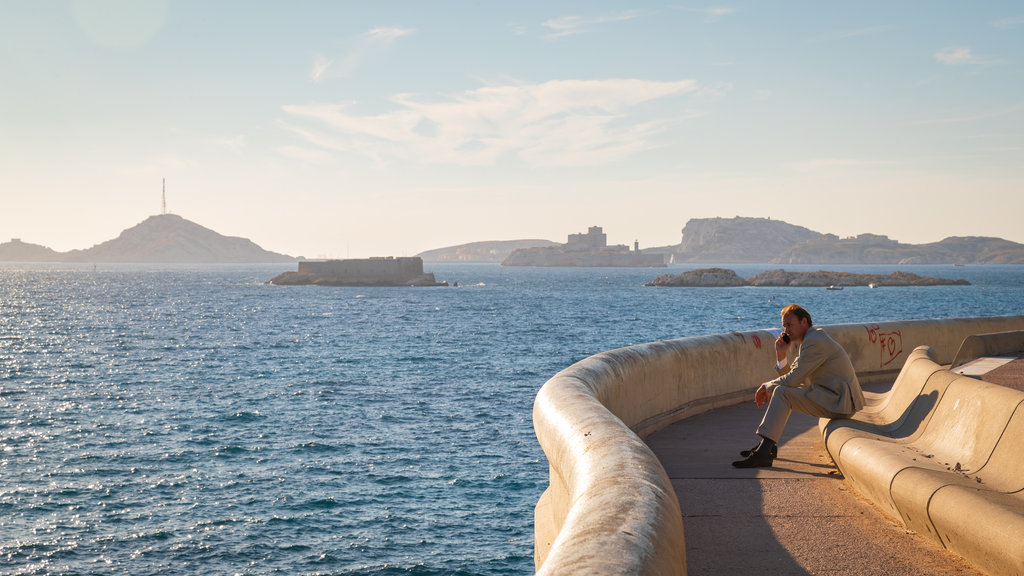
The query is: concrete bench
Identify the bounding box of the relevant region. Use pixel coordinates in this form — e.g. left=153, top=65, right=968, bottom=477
left=822, top=346, right=1024, bottom=576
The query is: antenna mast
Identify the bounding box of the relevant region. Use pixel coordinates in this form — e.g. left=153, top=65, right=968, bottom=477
left=162, top=178, right=167, bottom=215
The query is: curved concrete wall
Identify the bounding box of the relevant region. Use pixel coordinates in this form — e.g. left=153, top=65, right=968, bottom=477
left=533, top=315, right=1024, bottom=575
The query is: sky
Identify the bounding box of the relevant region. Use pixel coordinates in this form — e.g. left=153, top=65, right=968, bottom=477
left=2, top=1, right=1022, bottom=259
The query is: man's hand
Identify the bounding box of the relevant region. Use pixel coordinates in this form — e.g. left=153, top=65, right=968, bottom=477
left=775, top=332, right=791, bottom=363
left=755, top=383, right=771, bottom=408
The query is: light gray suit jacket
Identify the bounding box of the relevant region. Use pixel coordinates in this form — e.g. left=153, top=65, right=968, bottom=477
left=768, top=328, right=865, bottom=416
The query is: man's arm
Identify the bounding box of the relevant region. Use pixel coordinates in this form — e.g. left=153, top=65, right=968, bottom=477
left=757, top=332, right=794, bottom=407
left=770, top=337, right=828, bottom=390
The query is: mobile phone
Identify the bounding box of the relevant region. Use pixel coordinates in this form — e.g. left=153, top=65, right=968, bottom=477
left=781, top=333, right=791, bottom=344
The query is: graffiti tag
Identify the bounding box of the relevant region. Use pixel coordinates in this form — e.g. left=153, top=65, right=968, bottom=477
left=865, top=324, right=903, bottom=367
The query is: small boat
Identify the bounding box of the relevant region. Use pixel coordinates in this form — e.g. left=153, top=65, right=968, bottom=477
left=868, top=283, right=877, bottom=289
left=827, top=285, right=844, bottom=290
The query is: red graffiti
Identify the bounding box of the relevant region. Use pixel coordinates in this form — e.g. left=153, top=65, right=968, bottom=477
left=731, top=332, right=746, bottom=344
left=751, top=334, right=763, bottom=350
left=865, top=324, right=903, bottom=367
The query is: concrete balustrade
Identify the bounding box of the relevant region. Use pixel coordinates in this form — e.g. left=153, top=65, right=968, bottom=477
left=533, top=315, right=1024, bottom=575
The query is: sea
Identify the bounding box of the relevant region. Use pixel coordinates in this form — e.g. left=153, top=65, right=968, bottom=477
left=2, top=262, right=1022, bottom=575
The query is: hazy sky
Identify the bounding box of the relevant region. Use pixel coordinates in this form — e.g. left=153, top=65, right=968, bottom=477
left=2, top=1, right=1022, bottom=258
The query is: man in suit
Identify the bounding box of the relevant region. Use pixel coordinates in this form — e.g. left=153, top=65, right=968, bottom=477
left=733, top=304, right=865, bottom=468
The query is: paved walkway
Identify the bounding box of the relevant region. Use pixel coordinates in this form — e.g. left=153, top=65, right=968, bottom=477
left=646, top=390, right=983, bottom=576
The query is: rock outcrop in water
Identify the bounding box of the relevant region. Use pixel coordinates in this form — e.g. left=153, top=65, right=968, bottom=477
left=646, top=268, right=748, bottom=287
left=646, top=268, right=970, bottom=287
left=748, top=269, right=970, bottom=287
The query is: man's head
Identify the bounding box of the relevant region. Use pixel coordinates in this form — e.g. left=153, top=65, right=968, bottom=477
left=780, top=304, right=812, bottom=341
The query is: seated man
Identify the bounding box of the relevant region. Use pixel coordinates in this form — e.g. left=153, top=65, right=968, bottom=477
left=733, top=304, right=865, bottom=468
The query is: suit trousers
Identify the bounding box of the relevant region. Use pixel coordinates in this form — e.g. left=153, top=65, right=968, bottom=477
left=756, top=386, right=848, bottom=443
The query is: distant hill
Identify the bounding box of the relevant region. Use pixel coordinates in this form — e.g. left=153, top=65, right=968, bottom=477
left=0, top=238, right=63, bottom=262
left=63, top=215, right=295, bottom=263
left=674, top=217, right=824, bottom=262
left=417, top=239, right=559, bottom=263
left=0, top=214, right=295, bottom=263
left=776, top=234, right=1024, bottom=264
left=671, top=217, right=1024, bottom=264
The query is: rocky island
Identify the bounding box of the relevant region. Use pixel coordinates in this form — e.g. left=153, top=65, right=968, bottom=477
left=662, top=217, right=1024, bottom=265
left=269, top=257, right=447, bottom=287
left=0, top=214, right=295, bottom=263
left=646, top=268, right=970, bottom=287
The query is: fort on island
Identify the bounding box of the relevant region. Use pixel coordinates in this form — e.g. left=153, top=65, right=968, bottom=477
left=502, top=226, right=666, bottom=267
left=268, top=256, right=447, bottom=287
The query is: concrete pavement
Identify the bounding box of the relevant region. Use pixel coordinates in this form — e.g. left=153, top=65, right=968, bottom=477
left=645, top=392, right=983, bottom=576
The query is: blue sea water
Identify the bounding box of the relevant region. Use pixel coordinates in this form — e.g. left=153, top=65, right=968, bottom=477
left=1, top=262, right=1022, bottom=575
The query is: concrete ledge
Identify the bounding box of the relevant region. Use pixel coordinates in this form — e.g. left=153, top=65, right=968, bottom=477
left=823, top=350, right=1024, bottom=576
left=533, top=315, right=1024, bottom=575
left=951, top=330, right=1024, bottom=369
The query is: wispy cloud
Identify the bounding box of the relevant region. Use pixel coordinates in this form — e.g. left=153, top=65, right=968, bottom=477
left=915, top=104, right=1023, bottom=126
left=991, top=16, right=1024, bottom=29
left=542, top=10, right=642, bottom=38
left=837, top=25, right=890, bottom=38
left=935, top=46, right=978, bottom=65
left=934, top=46, right=999, bottom=67
left=215, top=135, right=247, bottom=155
left=310, top=55, right=332, bottom=84
left=277, top=145, right=334, bottom=165
left=282, top=78, right=699, bottom=167
left=670, top=6, right=737, bottom=23
left=792, top=158, right=894, bottom=172
left=310, top=26, right=414, bottom=83
left=809, top=24, right=892, bottom=43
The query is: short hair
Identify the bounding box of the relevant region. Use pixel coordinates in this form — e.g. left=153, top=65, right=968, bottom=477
left=780, top=304, right=813, bottom=327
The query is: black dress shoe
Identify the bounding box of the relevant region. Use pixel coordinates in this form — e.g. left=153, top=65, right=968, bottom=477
left=732, top=451, right=774, bottom=468
left=740, top=444, right=778, bottom=458
left=733, top=439, right=776, bottom=468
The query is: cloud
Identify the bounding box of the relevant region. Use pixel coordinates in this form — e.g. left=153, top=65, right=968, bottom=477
left=215, top=135, right=247, bottom=155
left=915, top=104, right=1023, bottom=126
left=310, top=26, right=414, bottom=82
left=542, top=10, right=642, bottom=38
left=72, top=0, right=168, bottom=49
left=834, top=25, right=890, bottom=38
left=310, top=55, right=332, bottom=84
left=670, top=6, right=737, bottom=22
left=935, top=46, right=980, bottom=65
left=791, top=158, right=894, bottom=172
left=282, top=78, right=699, bottom=167
left=991, top=16, right=1024, bottom=29
left=934, top=46, right=1000, bottom=67
left=278, top=145, right=334, bottom=165
left=808, top=24, right=891, bottom=42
